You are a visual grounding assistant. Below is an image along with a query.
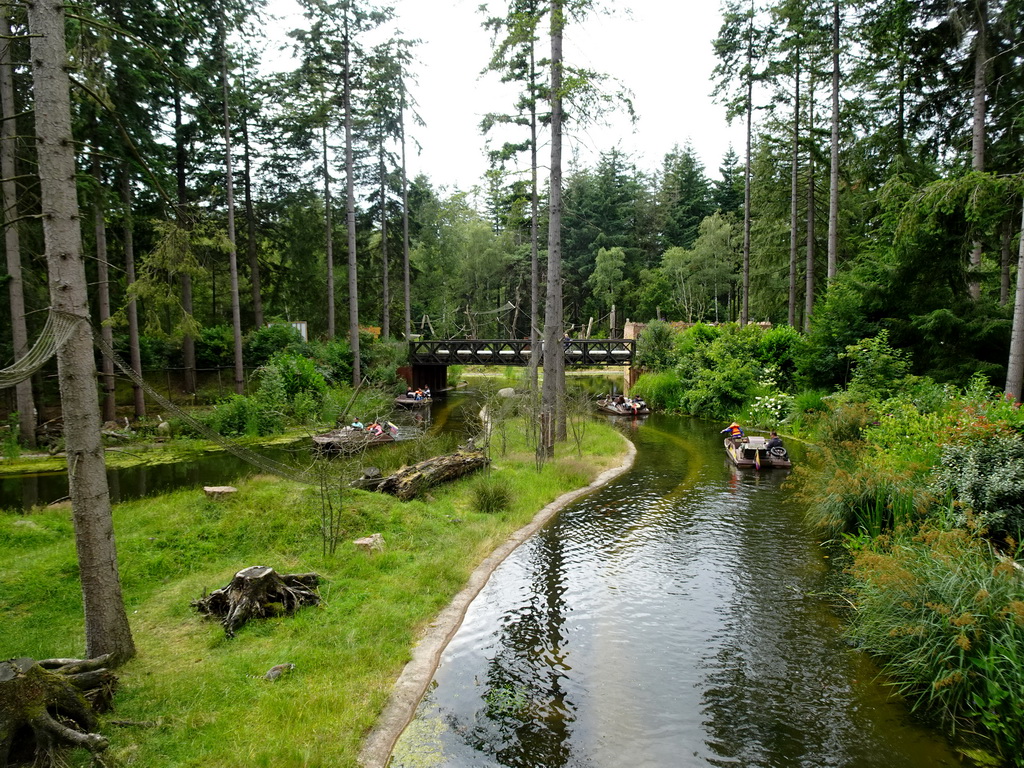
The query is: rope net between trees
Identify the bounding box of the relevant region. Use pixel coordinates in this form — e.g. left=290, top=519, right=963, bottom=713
left=3, top=308, right=317, bottom=486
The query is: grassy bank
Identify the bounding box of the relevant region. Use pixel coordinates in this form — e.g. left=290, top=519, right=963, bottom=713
left=0, top=421, right=627, bottom=767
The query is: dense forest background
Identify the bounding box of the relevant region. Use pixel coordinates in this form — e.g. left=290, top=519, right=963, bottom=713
left=1, top=0, right=1023, bottom=409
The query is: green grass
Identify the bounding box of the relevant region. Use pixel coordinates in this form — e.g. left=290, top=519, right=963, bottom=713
left=0, top=421, right=627, bottom=767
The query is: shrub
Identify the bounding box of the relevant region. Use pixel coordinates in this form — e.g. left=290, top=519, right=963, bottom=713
left=933, top=435, right=1024, bottom=539
left=757, top=324, right=804, bottom=389
left=194, top=324, right=235, bottom=369
left=631, top=371, right=682, bottom=410
left=841, top=330, right=911, bottom=401
left=209, top=394, right=282, bottom=437
left=262, top=353, right=328, bottom=401
left=306, top=339, right=353, bottom=386
left=244, top=324, right=306, bottom=367
left=635, top=320, right=677, bottom=371
left=848, top=527, right=1024, bottom=757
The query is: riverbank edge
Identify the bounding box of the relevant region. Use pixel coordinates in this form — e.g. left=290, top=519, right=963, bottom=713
left=357, top=434, right=638, bottom=768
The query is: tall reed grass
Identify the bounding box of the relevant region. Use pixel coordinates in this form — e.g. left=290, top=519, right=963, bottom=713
left=848, top=527, right=1024, bottom=759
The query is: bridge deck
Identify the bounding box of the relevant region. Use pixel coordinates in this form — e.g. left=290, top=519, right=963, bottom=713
left=408, top=338, right=634, bottom=367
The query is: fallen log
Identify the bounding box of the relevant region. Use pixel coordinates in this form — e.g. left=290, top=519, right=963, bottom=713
left=0, top=655, right=116, bottom=767
left=376, top=449, right=490, bottom=501
left=192, top=566, right=320, bottom=638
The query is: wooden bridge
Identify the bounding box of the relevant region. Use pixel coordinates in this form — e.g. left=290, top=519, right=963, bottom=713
left=403, top=338, right=636, bottom=392
left=408, top=338, right=634, bottom=366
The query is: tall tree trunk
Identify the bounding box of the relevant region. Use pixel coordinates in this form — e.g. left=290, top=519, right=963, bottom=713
left=1004, top=203, right=1024, bottom=399
left=804, top=75, right=816, bottom=332
left=174, top=86, right=196, bottom=394
left=240, top=80, right=264, bottom=328
left=92, top=157, right=116, bottom=422
left=220, top=24, right=244, bottom=395
left=1000, top=216, right=1011, bottom=306
left=529, top=31, right=541, bottom=394
left=323, top=121, right=335, bottom=339
left=542, top=0, right=565, bottom=453
left=741, top=0, right=753, bottom=325
left=400, top=93, right=411, bottom=341
left=788, top=54, right=800, bottom=328
left=28, top=0, right=135, bottom=663
left=0, top=10, right=35, bottom=446
left=826, top=0, right=840, bottom=282
left=343, top=11, right=361, bottom=386
left=968, top=0, right=987, bottom=301
left=380, top=151, right=389, bottom=339
left=121, top=170, right=145, bottom=419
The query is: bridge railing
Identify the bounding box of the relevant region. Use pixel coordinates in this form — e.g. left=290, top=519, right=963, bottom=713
left=408, top=338, right=634, bottom=367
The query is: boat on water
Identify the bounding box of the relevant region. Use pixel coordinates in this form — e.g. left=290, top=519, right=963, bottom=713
left=313, top=424, right=399, bottom=453
left=596, top=397, right=650, bottom=416
left=394, top=395, right=432, bottom=409
left=724, top=436, right=792, bottom=469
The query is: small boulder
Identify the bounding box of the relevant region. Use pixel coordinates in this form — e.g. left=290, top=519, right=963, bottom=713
left=203, top=486, right=237, bottom=500
left=354, top=533, right=385, bottom=552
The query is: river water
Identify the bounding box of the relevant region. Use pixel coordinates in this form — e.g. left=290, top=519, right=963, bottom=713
left=390, top=413, right=964, bottom=768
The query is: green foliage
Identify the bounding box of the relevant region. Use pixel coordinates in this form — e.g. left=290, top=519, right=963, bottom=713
left=471, top=477, right=513, bottom=514
left=194, top=324, right=236, bottom=369
left=634, top=319, right=677, bottom=370
left=796, top=281, right=871, bottom=389
left=848, top=527, right=1024, bottom=758
left=208, top=395, right=283, bottom=437
left=244, top=324, right=307, bottom=367
left=631, top=371, right=683, bottom=410
left=933, top=436, right=1024, bottom=539
left=673, top=323, right=763, bottom=419
left=841, top=330, right=911, bottom=401
left=306, top=338, right=354, bottom=386
left=360, top=337, right=408, bottom=386
left=2, top=415, right=20, bottom=459
left=757, top=324, right=804, bottom=389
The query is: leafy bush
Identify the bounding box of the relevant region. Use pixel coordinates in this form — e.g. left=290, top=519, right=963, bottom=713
left=261, top=353, right=327, bottom=401
left=848, top=527, right=1024, bottom=757
left=933, top=435, right=1024, bottom=539
left=135, top=334, right=177, bottom=369
left=306, top=339, right=353, bottom=386
left=631, top=371, right=682, bottom=410
left=841, top=330, right=911, bottom=401
left=194, top=324, right=235, bottom=369
left=757, top=324, right=804, bottom=390
left=244, top=324, right=306, bottom=367
left=209, top=394, right=282, bottom=436
left=635, top=320, right=677, bottom=371
left=361, top=337, right=408, bottom=386
left=673, top=323, right=763, bottom=419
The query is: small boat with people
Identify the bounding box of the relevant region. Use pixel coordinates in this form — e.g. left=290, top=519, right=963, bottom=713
left=596, top=394, right=650, bottom=416
left=721, top=424, right=792, bottom=469
left=313, top=420, right=399, bottom=453
left=395, top=386, right=432, bottom=408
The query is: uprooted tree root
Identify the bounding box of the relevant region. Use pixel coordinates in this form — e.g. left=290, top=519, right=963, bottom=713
left=192, top=565, right=320, bottom=638
left=0, top=654, right=117, bottom=767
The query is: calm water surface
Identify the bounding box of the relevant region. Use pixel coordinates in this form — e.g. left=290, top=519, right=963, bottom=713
left=391, top=414, right=964, bottom=768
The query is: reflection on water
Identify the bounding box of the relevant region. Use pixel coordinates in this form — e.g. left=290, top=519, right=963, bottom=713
left=391, top=415, right=965, bottom=768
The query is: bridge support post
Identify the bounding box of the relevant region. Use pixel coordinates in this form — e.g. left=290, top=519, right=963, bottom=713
left=404, top=364, right=448, bottom=394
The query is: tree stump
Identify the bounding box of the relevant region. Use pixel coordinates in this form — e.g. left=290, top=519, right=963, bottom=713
left=376, top=450, right=490, bottom=501
left=0, top=655, right=117, bottom=767
left=191, top=566, right=320, bottom=638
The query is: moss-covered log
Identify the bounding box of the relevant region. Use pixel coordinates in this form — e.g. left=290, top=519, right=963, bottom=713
left=0, top=655, right=116, bottom=767
left=192, top=566, right=320, bottom=638
left=375, top=450, right=490, bottom=501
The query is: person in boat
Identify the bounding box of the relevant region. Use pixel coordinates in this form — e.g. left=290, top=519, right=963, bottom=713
left=766, top=431, right=785, bottom=452
left=406, top=387, right=416, bottom=398
left=422, top=386, right=431, bottom=398
left=414, top=388, right=423, bottom=400
left=367, top=421, right=384, bottom=436
left=632, top=397, right=646, bottom=413
left=350, top=418, right=364, bottom=430
left=721, top=422, right=744, bottom=439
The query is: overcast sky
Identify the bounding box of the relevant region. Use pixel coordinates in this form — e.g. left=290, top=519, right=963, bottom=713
left=267, top=0, right=746, bottom=194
